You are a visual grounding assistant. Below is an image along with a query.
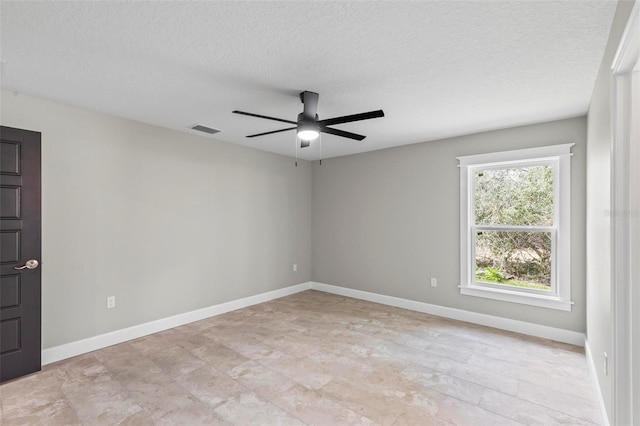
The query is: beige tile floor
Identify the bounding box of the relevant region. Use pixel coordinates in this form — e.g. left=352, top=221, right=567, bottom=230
left=1, top=290, right=600, bottom=425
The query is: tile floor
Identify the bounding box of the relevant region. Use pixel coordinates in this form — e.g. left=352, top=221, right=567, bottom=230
left=1, top=290, right=600, bottom=425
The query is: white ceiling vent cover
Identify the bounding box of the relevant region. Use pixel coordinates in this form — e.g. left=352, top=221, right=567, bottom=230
left=190, top=124, right=221, bottom=135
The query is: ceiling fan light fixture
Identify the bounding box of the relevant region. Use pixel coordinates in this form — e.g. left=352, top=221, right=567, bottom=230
left=297, top=128, right=320, bottom=141
left=297, top=121, right=320, bottom=141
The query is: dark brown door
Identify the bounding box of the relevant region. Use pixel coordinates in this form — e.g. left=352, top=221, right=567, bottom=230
left=0, top=126, right=41, bottom=382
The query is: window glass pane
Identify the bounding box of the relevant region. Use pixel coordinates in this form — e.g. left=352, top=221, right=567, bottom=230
left=475, top=230, right=551, bottom=291
left=475, top=165, right=553, bottom=226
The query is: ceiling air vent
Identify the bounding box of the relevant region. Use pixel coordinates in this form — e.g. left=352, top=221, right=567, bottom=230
left=190, top=124, right=221, bottom=135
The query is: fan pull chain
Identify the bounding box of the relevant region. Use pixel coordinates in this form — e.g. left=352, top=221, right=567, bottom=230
left=295, top=135, right=298, bottom=167
left=319, top=133, right=322, bottom=165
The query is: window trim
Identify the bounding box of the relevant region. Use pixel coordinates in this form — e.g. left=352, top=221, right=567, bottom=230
left=458, top=144, right=574, bottom=311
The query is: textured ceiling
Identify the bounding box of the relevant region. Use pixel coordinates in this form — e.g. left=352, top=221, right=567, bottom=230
left=0, top=1, right=617, bottom=161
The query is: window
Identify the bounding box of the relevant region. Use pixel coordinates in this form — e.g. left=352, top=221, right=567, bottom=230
left=458, top=144, right=573, bottom=311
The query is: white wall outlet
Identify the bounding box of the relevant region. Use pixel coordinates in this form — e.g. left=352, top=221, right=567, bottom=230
left=431, top=278, right=437, bottom=287
left=293, top=264, right=297, bottom=272
left=107, top=296, right=116, bottom=309
left=604, top=352, right=608, bottom=375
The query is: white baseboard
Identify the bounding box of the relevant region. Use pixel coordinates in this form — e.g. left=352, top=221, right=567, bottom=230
left=585, top=340, right=610, bottom=426
left=42, top=280, right=586, bottom=366
left=41, top=282, right=311, bottom=366
left=310, top=282, right=585, bottom=346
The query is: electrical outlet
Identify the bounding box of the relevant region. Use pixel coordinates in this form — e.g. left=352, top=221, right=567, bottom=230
left=293, top=264, right=298, bottom=272
left=604, top=352, right=608, bottom=375
left=107, top=296, right=116, bottom=309
left=431, top=278, right=437, bottom=287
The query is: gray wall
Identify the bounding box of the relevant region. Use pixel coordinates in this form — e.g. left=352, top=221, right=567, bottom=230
left=1, top=92, right=312, bottom=349
left=312, top=117, right=587, bottom=332
left=585, top=0, right=636, bottom=420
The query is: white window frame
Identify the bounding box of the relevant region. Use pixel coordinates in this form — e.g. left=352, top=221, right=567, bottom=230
left=458, top=144, right=574, bottom=311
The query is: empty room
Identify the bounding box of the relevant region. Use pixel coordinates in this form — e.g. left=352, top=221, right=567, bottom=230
left=0, top=1, right=638, bottom=425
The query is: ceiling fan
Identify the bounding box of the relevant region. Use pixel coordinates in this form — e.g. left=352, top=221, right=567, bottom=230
left=233, top=91, right=384, bottom=148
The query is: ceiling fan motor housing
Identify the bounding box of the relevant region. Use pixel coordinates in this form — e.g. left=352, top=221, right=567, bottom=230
left=297, top=112, right=320, bottom=130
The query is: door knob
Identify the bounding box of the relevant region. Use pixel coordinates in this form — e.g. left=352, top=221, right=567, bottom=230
left=14, top=259, right=39, bottom=270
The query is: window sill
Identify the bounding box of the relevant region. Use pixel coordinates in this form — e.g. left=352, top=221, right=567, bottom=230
left=459, top=284, right=573, bottom=311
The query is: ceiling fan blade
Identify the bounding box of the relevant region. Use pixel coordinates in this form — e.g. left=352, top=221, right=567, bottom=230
left=321, top=126, right=366, bottom=141
left=301, top=91, right=319, bottom=120
left=318, top=110, right=384, bottom=127
left=246, top=127, right=296, bottom=138
left=233, top=110, right=297, bottom=125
